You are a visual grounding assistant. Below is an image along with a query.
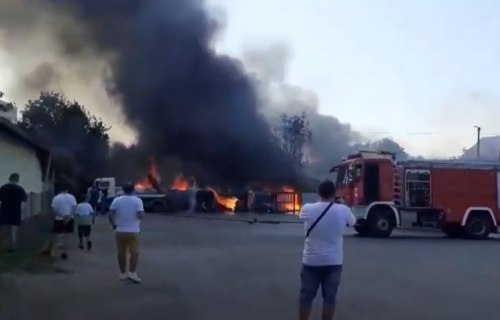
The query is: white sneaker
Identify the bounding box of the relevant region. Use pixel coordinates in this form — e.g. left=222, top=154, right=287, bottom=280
left=119, top=273, right=128, bottom=281
left=127, top=272, right=141, bottom=283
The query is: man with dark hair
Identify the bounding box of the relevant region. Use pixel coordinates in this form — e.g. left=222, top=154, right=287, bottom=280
left=0, top=173, right=27, bottom=252
left=298, top=179, right=356, bottom=320
left=108, top=182, right=144, bottom=283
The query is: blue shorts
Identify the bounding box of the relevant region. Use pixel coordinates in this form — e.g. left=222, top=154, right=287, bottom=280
left=299, top=264, right=342, bottom=307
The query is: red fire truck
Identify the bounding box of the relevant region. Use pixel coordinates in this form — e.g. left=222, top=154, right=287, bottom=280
left=330, top=150, right=500, bottom=239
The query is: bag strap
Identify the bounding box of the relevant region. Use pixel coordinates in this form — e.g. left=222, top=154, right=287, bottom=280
left=305, top=202, right=334, bottom=238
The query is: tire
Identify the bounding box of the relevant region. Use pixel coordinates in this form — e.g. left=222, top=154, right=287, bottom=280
left=367, top=206, right=396, bottom=238
left=464, top=212, right=493, bottom=240
left=153, top=201, right=167, bottom=213
left=441, top=223, right=463, bottom=238
left=354, top=225, right=369, bottom=237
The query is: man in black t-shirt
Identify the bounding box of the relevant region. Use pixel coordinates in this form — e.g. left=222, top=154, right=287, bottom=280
left=0, top=173, right=28, bottom=252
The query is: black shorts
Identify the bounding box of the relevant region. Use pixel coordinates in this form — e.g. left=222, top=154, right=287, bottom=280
left=0, top=213, right=22, bottom=226
left=77, top=225, right=92, bottom=237
left=52, top=219, right=74, bottom=234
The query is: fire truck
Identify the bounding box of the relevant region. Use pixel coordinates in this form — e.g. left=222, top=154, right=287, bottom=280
left=330, top=150, right=500, bottom=239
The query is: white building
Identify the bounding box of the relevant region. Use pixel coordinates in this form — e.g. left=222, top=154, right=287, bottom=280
left=0, top=117, right=51, bottom=194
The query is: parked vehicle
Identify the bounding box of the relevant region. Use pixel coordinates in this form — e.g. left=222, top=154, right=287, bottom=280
left=331, top=150, right=500, bottom=239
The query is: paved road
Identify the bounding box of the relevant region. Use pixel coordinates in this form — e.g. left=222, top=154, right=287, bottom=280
left=1, top=215, right=499, bottom=320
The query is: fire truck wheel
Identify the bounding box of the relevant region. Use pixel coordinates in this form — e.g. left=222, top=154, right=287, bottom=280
left=464, top=212, right=493, bottom=240
left=354, top=225, right=369, bottom=237
left=441, top=224, right=463, bottom=238
left=367, top=206, right=396, bottom=238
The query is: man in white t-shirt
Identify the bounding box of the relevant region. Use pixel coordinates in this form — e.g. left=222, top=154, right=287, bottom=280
left=41, top=189, right=77, bottom=260
left=108, top=183, right=144, bottom=283
left=298, top=180, right=356, bottom=320
left=75, top=199, right=94, bottom=251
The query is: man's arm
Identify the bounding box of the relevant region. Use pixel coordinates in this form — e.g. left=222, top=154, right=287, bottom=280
left=343, top=205, right=357, bottom=227
left=299, top=204, right=310, bottom=221
left=108, top=198, right=118, bottom=228
left=20, top=187, right=28, bottom=203
left=136, top=197, right=145, bottom=220
left=70, top=195, right=77, bottom=217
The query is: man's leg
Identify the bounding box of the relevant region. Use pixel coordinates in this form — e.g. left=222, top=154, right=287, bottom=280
left=77, top=225, right=85, bottom=249
left=298, top=265, right=320, bottom=320
left=127, top=233, right=141, bottom=283
left=320, top=266, right=343, bottom=320
left=60, top=219, right=74, bottom=259
left=115, top=232, right=128, bottom=279
left=8, top=225, right=18, bottom=251
left=41, top=220, right=60, bottom=256
left=85, top=225, right=92, bottom=251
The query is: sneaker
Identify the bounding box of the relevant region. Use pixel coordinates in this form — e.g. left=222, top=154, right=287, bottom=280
left=127, top=272, right=141, bottom=283
left=119, top=273, right=128, bottom=281
left=61, top=252, right=68, bottom=260
left=78, top=244, right=84, bottom=250
left=86, top=241, right=92, bottom=251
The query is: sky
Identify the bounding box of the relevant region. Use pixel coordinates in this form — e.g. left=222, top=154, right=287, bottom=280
left=209, top=0, right=500, bottom=157
left=0, top=0, right=499, bottom=158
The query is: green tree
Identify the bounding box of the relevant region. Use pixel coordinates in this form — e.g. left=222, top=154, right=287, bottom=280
left=0, top=91, right=15, bottom=112
left=274, top=111, right=313, bottom=168
left=18, top=91, right=111, bottom=179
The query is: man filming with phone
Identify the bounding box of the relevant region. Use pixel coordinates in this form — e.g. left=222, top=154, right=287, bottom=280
left=298, top=179, right=356, bottom=320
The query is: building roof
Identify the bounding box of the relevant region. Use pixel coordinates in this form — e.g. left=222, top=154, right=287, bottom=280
left=0, top=117, right=50, bottom=155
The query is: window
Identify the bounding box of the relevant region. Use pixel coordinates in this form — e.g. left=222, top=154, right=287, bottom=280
left=98, top=180, right=110, bottom=189
left=331, top=165, right=348, bottom=187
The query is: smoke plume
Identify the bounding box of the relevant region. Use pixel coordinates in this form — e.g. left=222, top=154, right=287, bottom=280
left=0, top=0, right=305, bottom=187
left=242, top=43, right=369, bottom=177
left=0, top=0, right=407, bottom=184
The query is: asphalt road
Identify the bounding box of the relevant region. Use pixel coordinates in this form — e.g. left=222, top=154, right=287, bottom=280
left=2, top=215, right=500, bottom=320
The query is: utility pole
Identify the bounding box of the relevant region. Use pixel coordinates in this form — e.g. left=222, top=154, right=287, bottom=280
left=474, top=126, right=481, bottom=159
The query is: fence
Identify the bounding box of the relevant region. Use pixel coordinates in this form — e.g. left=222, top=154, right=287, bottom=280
left=21, top=191, right=52, bottom=220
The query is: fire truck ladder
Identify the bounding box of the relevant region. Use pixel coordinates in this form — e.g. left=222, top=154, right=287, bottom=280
left=396, top=159, right=500, bottom=170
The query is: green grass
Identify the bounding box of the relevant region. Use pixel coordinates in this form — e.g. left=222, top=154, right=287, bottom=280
left=0, top=233, right=62, bottom=275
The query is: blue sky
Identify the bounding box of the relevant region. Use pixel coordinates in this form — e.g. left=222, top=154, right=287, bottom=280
left=210, top=0, right=500, bottom=157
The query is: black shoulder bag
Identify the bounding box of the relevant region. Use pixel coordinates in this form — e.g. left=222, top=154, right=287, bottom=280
left=305, top=202, right=334, bottom=238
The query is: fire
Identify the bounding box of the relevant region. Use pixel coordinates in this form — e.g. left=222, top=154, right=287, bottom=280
left=135, top=158, right=159, bottom=191
left=281, top=186, right=301, bottom=214
left=172, top=175, right=189, bottom=191
left=207, top=187, right=238, bottom=212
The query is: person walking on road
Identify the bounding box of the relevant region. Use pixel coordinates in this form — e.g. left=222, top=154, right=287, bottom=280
left=298, top=179, right=356, bottom=320
left=75, top=198, right=94, bottom=251
left=42, top=189, right=77, bottom=259
left=0, top=173, right=27, bottom=252
left=108, top=183, right=144, bottom=283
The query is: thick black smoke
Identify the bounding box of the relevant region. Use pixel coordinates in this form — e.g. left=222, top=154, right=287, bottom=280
left=1, top=0, right=304, bottom=187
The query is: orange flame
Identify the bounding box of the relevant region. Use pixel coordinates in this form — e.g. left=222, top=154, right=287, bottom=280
left=172, top=175, right=189, bottom=191
left=207, top=187, right=238, bottom=212
left=135, top=158, right=159, bottom=191
left=280, top=186, right=301, bottom=214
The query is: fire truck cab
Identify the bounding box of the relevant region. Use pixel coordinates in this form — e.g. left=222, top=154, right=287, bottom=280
left=330, top=150, right=500, bottom=239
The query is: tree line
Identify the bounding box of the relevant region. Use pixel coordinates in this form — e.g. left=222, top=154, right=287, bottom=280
left=0, top=91, right=413, bottom=191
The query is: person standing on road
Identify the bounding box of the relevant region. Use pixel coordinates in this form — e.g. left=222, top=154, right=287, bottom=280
left=298, top=179, right=356, bottom=320
left=42, top=189, right=77, bottom=260
left=75, top=198, right=94, bottom=251
left=0, top=173, right=28, bottom=252
left=108, top=183, right=144, bottom=283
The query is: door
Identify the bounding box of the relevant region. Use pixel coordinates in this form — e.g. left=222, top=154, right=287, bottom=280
left=363, top=162, right=380, bottom=204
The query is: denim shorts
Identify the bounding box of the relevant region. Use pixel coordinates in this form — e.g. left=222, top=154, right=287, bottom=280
left=299, top=264, right=343, bottom=307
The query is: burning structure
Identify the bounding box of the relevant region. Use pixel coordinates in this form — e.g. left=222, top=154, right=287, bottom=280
left=132, top=158, right=300, bottom=214
left=132, top=158, right=239, bottom=213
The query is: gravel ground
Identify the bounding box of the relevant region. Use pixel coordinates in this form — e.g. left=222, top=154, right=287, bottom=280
left=1, top=214, right=499, bottom=320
